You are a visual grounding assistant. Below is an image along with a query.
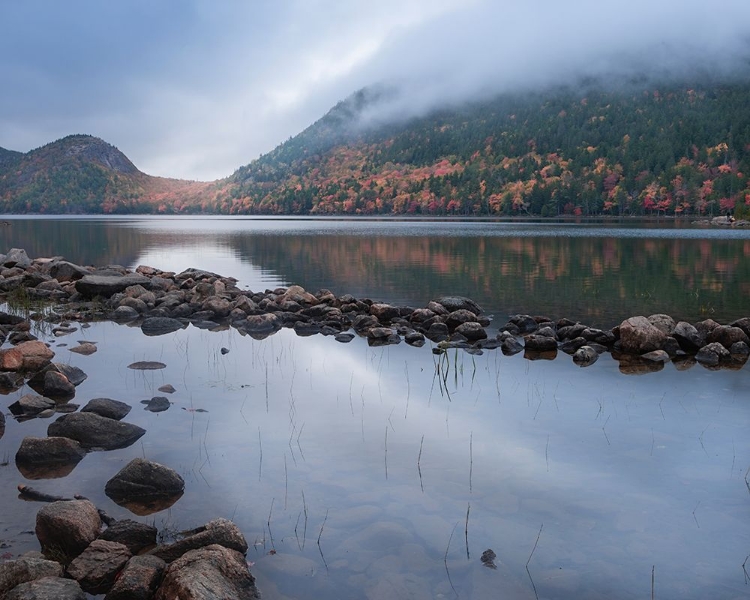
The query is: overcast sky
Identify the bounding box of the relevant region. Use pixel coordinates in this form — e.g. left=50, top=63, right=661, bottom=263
left=1, top=0, right=749, bottom=180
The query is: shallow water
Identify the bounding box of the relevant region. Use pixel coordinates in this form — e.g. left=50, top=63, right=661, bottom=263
left=1, top=317, right=749, bottom=599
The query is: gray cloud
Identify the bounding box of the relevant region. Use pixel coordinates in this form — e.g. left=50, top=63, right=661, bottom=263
left=0, top=0, right=748, bottom=180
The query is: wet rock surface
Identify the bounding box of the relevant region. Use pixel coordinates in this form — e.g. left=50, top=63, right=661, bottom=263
left=47, top=412, right=146, bottom=450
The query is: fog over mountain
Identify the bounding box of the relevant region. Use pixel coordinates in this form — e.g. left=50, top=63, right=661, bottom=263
left=1, top=0, right=748, bottom=180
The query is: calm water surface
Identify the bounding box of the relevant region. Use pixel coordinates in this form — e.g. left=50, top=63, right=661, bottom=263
left=0, top=217, right=749, bottom=599
left=2, top=215, right=750, bottom=326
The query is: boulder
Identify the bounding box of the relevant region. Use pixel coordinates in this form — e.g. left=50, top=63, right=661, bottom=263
left=142, top=396, right=170, bottom=412
left=15, top=437, right=86, bottom=479
left=560, top=336, right=587, bottom=354
left=3, top=248, right=32, bottom=268
left=47, top=260, right=90, bottom=282
left=141, top=317, right=185, bottom=337
left=730, top=341, right=750, bottom=356
left=278, top=285, right=317, bottom=305
left=4, top=576, right=86, bottom=600
left=149, top=519, right=248, bottom=564
left=498, top=332, right=523, bottom=355
left=27, top=370, right=76, bottom=400
left=242, top=314, right=281, bottom=339
left=730, top=317, right=750, bottom=338
left=66, top=540, right=131, bottom=595
left=154, top=545, right=259, bottom=600
left=75, top=273, right=151, bottom=298
left=435, top=296, right=482, bottom=315
left=4, top=340, right=55, bottom=371
left=9, top=394, right=55, bottom=417
left=105, top=555, right=166, bottom=600
left=112, top=306, right=139, bottom=321
left=369, top=303, right=401, bottom=322
left=99, top=520, right=158, bottom=555
left=35, top=500, right=101, bottom=563
left=105, top=458, right=185, bottom=514
left=524, top=334, right=558, bottom=352
left=334, top=332, right=355, bottom=343
left=0, top=556, right=64, bottom=598
left=707, top=325, right=750, bottom=350
left=647, top=314, right=676, bottom=335
left=0, top=347, right=24, bottom=371
left=202, top=297, right=232, bottom=318
left=618, top=316, right=666, bottom=354
left=69, top=342, right=97, bottom=356
left=47, top=412, right=146, bottom=450
left=80, top=398, right=131, bottom=421
left=444, top=309, right=478, bottom=330
left=672, top=321, right=703, bottom=351
left=572, top=346, right=598, bottom=366
left=695, top=342, right=730, bottom=366
left=454, top=322, right=487, bottom=341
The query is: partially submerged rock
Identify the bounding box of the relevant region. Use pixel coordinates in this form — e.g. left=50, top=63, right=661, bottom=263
left=105, top=458, right=184, bottom=515
left=47, top=412, right=145, bottom=450
left=15, top=436, right=87, bottom=479
left=80, top=398, right=131, bottom=420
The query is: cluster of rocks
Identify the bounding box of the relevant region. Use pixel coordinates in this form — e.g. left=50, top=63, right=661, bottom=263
left=1, top=497, right=259, bottom=599
left=0, top=248, right=748, bottom=375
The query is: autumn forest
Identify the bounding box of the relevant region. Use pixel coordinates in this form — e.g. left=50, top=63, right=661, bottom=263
left=1, top=78, right=749, bottom=217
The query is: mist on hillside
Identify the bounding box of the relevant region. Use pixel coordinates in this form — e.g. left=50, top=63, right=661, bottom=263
left=344, top=1, right=750, bottom=128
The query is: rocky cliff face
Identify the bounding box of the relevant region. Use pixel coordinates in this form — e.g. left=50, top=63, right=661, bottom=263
left=61, top=136, right=138, bottom=175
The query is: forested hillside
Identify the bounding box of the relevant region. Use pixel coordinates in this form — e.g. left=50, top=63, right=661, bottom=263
left=0, top=135, right=217, bottom=214
left=2, top=80, right=750, bottom=217
left=219, top=81, right=750, bottom=218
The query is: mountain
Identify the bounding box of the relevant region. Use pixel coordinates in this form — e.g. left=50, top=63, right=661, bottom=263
left=218, top=79, right=750, bottom=218
left=2, top=78, right=750, bottom=217
left=0, top=135, right=219, bottom=214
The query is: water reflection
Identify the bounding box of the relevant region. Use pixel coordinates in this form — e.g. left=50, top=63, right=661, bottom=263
left=2, top=216, right=750, bottom=327
left=0, top=320, right=748, bottom=599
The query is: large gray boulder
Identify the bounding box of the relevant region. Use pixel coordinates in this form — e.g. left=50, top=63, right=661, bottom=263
left=35, top=500, right=102, bottom=563
left=0, top=556, right=64, bottom=597
left=67, top=540, right=131, bottom=595
left=47, top=412, right=145, bottom=450
left=3, top=248, right=32, bottom=268
left=75, top=273, right=151, bottom=298
left=619, top=316, right=667, bottom=354
left=154, top=545, right=259, bottom=600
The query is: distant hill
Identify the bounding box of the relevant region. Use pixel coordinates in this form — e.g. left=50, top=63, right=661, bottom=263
left=2, top=79, right=750, bottom=217
left=219, top=79, right=750, bottom=218
left=0, top=135, right=218, bottom=214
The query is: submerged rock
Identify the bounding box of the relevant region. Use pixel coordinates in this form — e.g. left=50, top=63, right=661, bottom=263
left=141, top=317, right=185, bottom=337
left=127, top=361, right=167, bottom=370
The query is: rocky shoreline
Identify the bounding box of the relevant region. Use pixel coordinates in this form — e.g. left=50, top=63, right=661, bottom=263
left=1, top=247, right=749, bottom=598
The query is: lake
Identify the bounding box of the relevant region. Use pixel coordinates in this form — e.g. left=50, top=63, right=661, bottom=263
left=1, top=216, right=749, bottom=599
